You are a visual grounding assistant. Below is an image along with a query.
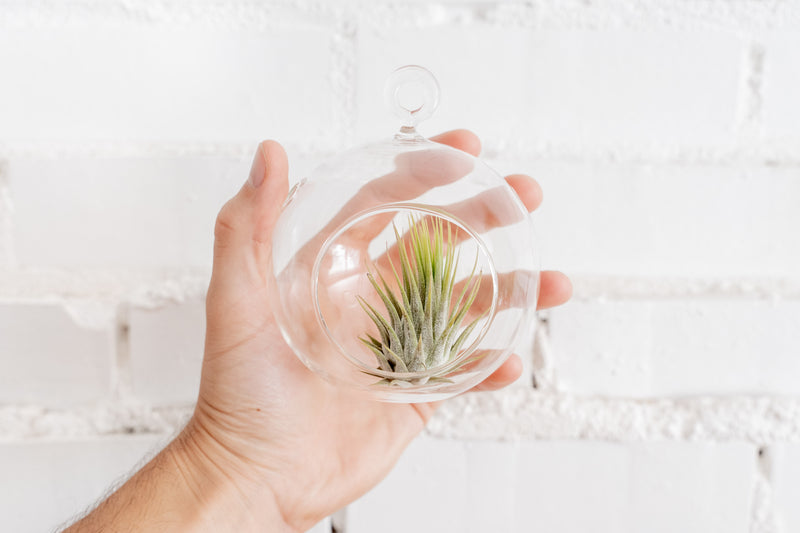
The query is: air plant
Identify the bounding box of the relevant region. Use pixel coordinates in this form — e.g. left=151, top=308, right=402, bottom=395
left=357, top=215, right=486, bottom=387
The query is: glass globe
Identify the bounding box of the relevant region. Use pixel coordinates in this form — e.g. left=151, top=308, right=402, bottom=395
left=269, top=66, right=539, bottom=402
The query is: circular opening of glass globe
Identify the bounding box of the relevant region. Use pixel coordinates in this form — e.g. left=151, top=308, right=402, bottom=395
left=311, top=204, right=498, bottom=389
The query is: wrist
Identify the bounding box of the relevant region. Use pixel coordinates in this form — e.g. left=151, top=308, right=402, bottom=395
left=167, top=419, right=297, bottom=533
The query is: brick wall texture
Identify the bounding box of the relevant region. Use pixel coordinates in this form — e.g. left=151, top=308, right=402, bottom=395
left=1, top=1, right=799, bottom=532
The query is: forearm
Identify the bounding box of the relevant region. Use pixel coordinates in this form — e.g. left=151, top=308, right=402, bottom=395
left=65, top=422, right=295, bottom=533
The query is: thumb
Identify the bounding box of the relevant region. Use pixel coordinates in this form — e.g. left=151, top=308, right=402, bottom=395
left=211, top=140, right=289, bottom=287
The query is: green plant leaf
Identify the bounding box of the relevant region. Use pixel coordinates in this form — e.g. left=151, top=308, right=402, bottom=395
left=357, top=214, right=486, bottom=385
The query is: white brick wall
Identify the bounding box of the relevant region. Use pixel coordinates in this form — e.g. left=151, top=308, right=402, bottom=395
left=548, top=299, right=800, bottom=397
left=1, top=2, right=799, bottom=532
left=0, top=303, right=114, bottom=406
left=348, top=436, right=756, bottom=533
left=487, top=161, right=800, bottom=278
left=0, top=19, right=336, bottom=144
left=357, top=27, right=742, bottom=148
left=6, top=157, right=243, bottom=268
left=128, top=299, right=205, bottom=406
left=773, top=444, right=800, bottom=533
left=762, top=33, right=800, bottom=143
left=0, top=435, right=165, bottom=533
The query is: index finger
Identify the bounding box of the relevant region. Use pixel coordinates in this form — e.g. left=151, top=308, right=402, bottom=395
left=293, top=129, right=482, bottom=266
left=430, top=129, right=482, bottom=156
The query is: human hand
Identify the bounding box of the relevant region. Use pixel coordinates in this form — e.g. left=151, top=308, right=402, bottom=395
left=180, top=130, right=572, bottom=531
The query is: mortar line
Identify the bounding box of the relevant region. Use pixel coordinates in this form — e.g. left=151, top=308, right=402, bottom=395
left=2, top=273, right=799, bottom=303
left=531, top=314, right=550, bottom=390
left=0, top=161, right=15, bottom=268
left=735, top=39, right=765, bottom=142
left=5, top=392, right=799, bottom=441
left=331, top=507, right=347, bottom=533
left=0, top=1, right=340, bottom=30
left=749, top=445, right=779, bottom=533
left=114, top=303, right=134, bottom=401
left=329, top=13, right=358, bottom=151
left=4, top=141, right=800, bottom=167
left=0, top=0, right=799, bottom=31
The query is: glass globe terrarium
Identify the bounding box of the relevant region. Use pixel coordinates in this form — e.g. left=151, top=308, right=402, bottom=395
left=269, top=66, right=539, bottom=402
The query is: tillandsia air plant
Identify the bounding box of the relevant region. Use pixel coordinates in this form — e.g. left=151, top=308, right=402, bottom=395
left=357, top=215, right=486, bottom=387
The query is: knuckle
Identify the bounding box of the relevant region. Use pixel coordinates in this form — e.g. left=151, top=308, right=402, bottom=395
left=214, top=200, right=239, bottom=242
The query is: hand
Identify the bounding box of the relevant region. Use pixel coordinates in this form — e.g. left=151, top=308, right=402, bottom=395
left=66, top=129, right=571, bottom=533
left=186, top=129, right=572, bottom=531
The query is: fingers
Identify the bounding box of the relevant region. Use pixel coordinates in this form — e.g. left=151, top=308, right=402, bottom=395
left=354, top=145, right=474, bottom=212
left=296, top=129, right=482, bottom=264
left=211, top=141, right=290, bottom=286
left=505, top=174, right=543, bottom=212
left=355, top=129, right=481, bottom=208
left=456, top=269, right=571, bottom=321
left=420, top=352, right=522, bottom=415
left=536, top=271, right=572, bottom=310
left=430, top=129, right=482, bottom=156
left=362, top=129, right=482, bottom=210
left=463, top=271, right=536, bottom=320
left=375, top=174, right=542, bottom=270
left=471, top=354, right=523, bottom=392
left=365, top=128, right=481, bottom=206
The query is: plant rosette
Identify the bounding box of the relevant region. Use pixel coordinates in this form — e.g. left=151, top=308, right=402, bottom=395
left=358, top=215, right=487, bottom=387
left=269, top=66, right=539, bottom=403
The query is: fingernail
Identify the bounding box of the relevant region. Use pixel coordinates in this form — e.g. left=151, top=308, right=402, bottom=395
left=248, top=143, right=266, bottom=188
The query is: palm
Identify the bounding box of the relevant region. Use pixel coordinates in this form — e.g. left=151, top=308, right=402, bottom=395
left=199, top=270, right=428, bottom=524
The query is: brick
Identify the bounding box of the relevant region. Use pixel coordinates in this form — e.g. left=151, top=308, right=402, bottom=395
left=0, top=435, right=164, bottom=533
left=763, top=33, right=800, bottom=142
left=0, top=168, right=11, bottom=267
left=347, top=436, right=755, bottom=533
left=7, top=156, right=242, bottom=268
left=356, top=28, right=741, bottom=147
left=6, top=152, right=323, bottom=268
left=346, top=436, right=470, bottom=533
left=773, top=444, right=800, bottom=533
left=548, top=299, right=800, bottom=397
left=0, top=24, right=335, bottom=144
left=0, top=434, right=332, bottom=533
left=516, top=441, right=754, bottom=533
left=488, top=160, right=800, bottom=278
left=129, top=299, right=205, bottom=405
left=0, top=303, right=113, bottom=405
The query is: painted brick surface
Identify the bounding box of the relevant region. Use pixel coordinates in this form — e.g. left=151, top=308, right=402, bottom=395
left=0, top=168, right=11, bottom=267
left=307, top=518, right=332, bottom=533
left=548, top=299, right=800, bottom=397
left=346, top=436, right=470, bottom=533
left=0, top=2, right=797, bottom=532
left=129, top=299, right=205, bottom=405
left=773, top=444, right=800, bottom=533
left=5, top=153, right=318, bottom=268
left=347, top=436, right=756, bottom=533
left=6, top=157, right=242, bottom=268
left=357, top=28, right=741, bottom=147
left=516, top=441, right=755, bottom=533
left=763, top=33, right=800, bottom=143
left=0, top=435, right=165, bottom=533
left=0, top=23, right=335, bottom=144
left=488, top=160, right=800, bottom=278
left=0, top=303, right=113, bottom=406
